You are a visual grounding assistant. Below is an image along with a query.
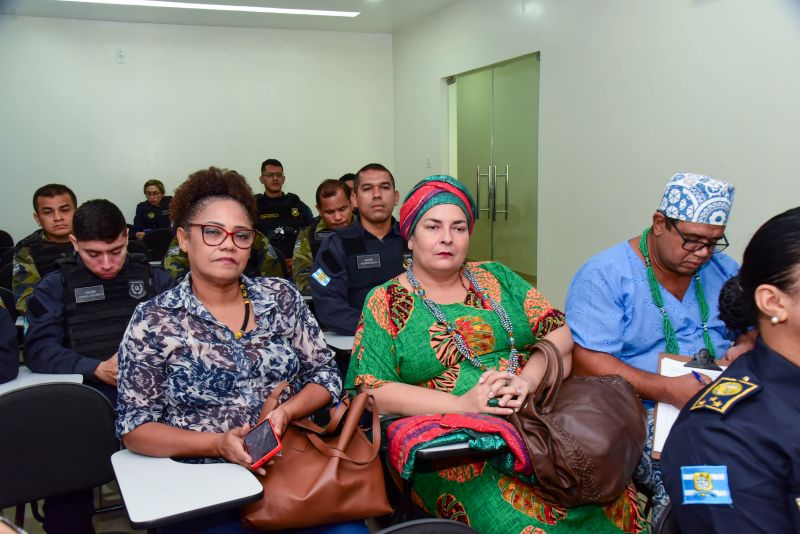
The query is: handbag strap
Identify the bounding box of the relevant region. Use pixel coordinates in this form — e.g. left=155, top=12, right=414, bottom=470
left=531, top=339, right=564, bottom=414
left=259, top=381, right=349, bottom=434
left=305, top=393, right=382, bottom=465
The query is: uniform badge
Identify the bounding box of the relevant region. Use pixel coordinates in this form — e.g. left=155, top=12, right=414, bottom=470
left=147, top=211, right=156, bottom=219
left=680, top=465, right=733, bottom=505
left=402, top=253, right=412, bottom=269
left=312, top=268, right=330, bottom=287
left=691, top=377, right=760, bottom=414
left=291, top=208, right=300, bottom=217
left=128, top=279, right=147, bottom=299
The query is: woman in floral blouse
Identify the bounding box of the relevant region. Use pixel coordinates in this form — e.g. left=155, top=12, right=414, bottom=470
left=346, top=176, right=645, bottom=534
left=116, top=167, right=366, bottom=534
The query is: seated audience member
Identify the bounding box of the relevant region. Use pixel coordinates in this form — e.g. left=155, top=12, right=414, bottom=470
left=292, top=179, right=354, bottom=295
left=255, top=158, right=313, bottom=260
left=12, top=184, right=77, bottom=314
left=347, top=176, right=643, bottom=534
left=311, top=163, right=409, bottom=335
left=338, top=172, right=357, bottom=215
left=661, top=207, right=800, bottom=532
left=163, top=227, right=287, bottom=283
left=23, top=199, right=172, bottom=534
left=0, top=301, right=19, bottom=384
left=564, top=172, right=747, bottom=520
left=116, top=167, right=366, bottom=534
left=132, top=178, right=172, bottom=239
left=24, top=199, right=173, bottom=400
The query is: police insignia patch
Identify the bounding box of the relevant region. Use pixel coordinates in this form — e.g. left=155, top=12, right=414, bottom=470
left=312, top=268, right=330, bottom=286
left=291, top=208, right=300, bottom=217
left=128, top=279, right=147, bottom=299
left=691, top=377, right=760, bottom=414
left=147, top=211, right=156, bottom=219
left=680, top=465, right=733, bottom=505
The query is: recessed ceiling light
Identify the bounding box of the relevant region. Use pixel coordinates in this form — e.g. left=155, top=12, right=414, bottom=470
left=57, top=0, right=360, bottom=17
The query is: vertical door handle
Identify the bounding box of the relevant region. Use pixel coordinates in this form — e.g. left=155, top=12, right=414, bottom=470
left=476, top=165, right=491, bottom=219
left=494, top=165, right=509, bottom=221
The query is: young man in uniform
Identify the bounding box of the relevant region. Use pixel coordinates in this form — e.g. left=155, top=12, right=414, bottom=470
left=12, top=184, right=78, bottom=314
left=292, top=179, right=354, bottom=295
left=254, top=158, right=313, bottom=260
left=310, top=163, right=409, bottom=335
left=23, top=199, right=173, bottom=534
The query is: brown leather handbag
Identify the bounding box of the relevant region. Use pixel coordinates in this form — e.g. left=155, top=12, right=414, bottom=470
left=241, top=385, right=392, bottom=530
left=509, top=339, right=646, bottom=507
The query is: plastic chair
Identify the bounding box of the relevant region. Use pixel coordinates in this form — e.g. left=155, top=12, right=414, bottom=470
left=0, top=382, right=122, bottom=526
left=652, top=502, right=681, bottom=534
left=375, top=518, right=478, bottom=533
left=0, top=230, right=13, bottom=250
left=141, top=228, right=174, bottom=263
left=0, top=263, right=12, bottom=290
left=127, top=239, right=150, bottom=257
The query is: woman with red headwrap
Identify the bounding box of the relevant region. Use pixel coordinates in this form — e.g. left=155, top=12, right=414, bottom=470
left=345, top=176, right=643, bottom=533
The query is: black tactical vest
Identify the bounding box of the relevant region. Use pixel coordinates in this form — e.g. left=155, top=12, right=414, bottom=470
left=255, top=193, right=306, bottom=257
left=338, top=224, right=409, bottom=309
left=19, top=233, right=75, bottom=278
left=60, top=254, right=155, bottom=360
left=308, top=217, right=334, bottom=260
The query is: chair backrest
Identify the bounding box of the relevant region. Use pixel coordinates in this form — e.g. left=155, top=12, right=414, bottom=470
left=141, top=228, right=175, bottom=263
left=0, top=287, right=18, bottom=321
left=375, top=519, right=478, bottom=534
left=126, top=240, right=150, bottom=257
left=0, top=230, right=13, bottom=250
left=653, top=502, right=681, bottom=534
left=0, top=263, right=12, bottom=290
left=0, top=382, right=120, bottom=508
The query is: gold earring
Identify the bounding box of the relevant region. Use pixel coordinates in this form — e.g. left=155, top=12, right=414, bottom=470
left=770, top=316, right=780, bottom=325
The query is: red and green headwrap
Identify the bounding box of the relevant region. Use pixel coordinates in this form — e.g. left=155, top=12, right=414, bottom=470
left=399, top=175, right=477, bottom=240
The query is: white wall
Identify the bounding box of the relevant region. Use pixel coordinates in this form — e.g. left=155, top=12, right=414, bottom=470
left=393, top=0, right=800, bottom=306
left=0, top=15, right=394, bottom=241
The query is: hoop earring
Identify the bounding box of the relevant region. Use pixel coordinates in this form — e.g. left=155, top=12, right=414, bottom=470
left=770, top=316, right=780, bottom=325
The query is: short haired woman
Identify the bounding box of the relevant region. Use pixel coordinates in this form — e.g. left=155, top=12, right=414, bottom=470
left=132, top=178, right=172, bottom=239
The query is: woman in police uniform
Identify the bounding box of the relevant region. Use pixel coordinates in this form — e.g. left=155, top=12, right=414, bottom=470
left=661, top=207, right=800, bottom=532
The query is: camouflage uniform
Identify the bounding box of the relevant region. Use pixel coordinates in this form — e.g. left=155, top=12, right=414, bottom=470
left=12, top=230, right=75, bottom=314
left=292, top=217, right=336, bottom=296
left=163, top=230, right=288, bottom=283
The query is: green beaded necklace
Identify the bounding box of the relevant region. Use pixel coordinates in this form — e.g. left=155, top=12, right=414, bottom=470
left=639, top=227, right=716, bottom=357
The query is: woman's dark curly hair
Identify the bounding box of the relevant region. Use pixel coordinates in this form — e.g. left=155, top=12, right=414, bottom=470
left=170, top=167, right=257, bottom=229
left=719, top=206, right=800, bottom=331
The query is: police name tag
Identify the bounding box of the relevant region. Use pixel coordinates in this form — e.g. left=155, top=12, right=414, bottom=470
left=74, top=285, right=105, bottom=304
left=356, top=254, right=381, bottom=269
left=680, top=465, right=733, bottom=505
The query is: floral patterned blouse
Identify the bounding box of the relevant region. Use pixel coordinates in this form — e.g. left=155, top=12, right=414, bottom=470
left=116, top=273, right=341, bottom=438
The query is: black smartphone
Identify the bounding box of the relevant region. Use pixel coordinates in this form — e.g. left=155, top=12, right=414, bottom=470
left=243, top=418, right=282, bottom=469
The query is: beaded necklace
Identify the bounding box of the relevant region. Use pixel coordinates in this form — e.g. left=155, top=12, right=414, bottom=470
left=639, top=228, right=715, bottom=357
left=234, top=282, right=251, bottom=340
left=406, top=261, right=520, bottom=374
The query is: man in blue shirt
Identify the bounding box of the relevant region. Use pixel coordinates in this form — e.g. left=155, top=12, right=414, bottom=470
left=24, top=199, right=173, bottom=534
left=310, top=163, right=409, bottom=336
left=565, top=172, right=748, bottom=521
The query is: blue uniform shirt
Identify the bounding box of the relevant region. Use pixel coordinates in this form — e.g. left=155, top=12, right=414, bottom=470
left=310, top=218, right=408, bottom=335
left=24, top=258, right=174, bottom=380
left=661, top=338, right=800, bottom=532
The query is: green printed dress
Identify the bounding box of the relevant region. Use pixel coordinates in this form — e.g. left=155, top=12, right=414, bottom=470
left=346, top=262, right=645, bottom=534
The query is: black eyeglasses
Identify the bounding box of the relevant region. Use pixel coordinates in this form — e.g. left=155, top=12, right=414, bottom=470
left=189, top=224, right=256, bottom=249
left=664, top=216, right=728, bottom=254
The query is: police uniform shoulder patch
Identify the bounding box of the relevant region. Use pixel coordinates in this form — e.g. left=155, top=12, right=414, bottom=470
left=312, top=268, right=331, bottom=287
left=690, top=376, right=761, bottom=414
left=680, top=465, right=733, bottom=505
left=128, top=279, right=147, bottom=299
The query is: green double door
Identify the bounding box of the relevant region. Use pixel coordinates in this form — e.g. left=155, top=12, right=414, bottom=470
left=454, top=53, right=540, bottom=284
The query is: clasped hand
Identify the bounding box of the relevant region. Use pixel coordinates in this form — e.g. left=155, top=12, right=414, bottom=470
left=459, top=370, right=534, bottom=416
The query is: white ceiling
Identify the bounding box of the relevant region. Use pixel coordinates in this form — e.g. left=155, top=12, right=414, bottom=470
left=0, top=0, right=458, bottom=33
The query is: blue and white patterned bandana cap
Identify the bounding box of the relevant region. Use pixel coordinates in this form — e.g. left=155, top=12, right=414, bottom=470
left=659, top=172, right=735, bottom=226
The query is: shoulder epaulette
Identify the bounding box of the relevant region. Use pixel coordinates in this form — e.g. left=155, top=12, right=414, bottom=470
left=690, top=376, right=761, bottom=415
